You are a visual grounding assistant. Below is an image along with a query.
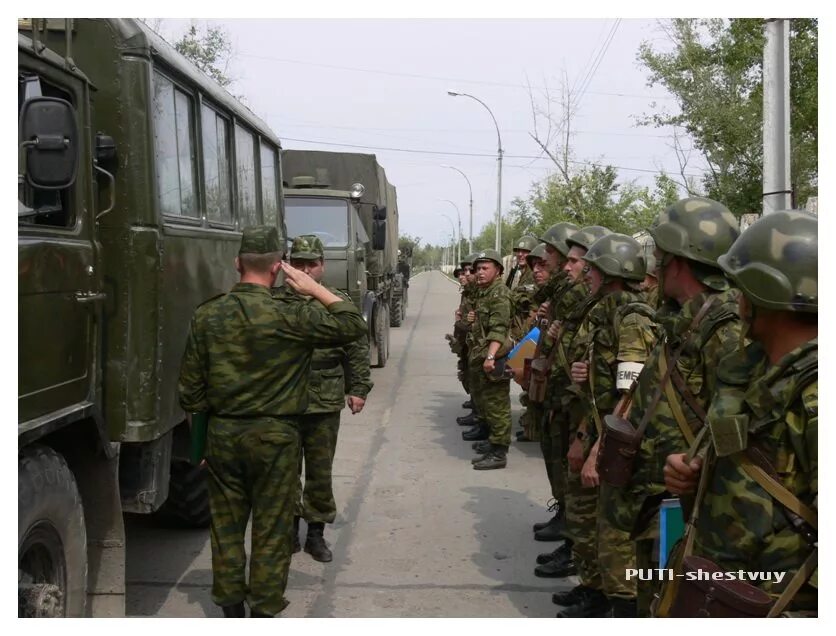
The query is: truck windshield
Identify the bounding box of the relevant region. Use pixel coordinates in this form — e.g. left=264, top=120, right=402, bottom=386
left=285, top=197, right=349, bottom=248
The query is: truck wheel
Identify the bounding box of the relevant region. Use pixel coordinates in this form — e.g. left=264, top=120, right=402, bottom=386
left=154, top=460, right=211, bottom=529
left=18, top=445, right=87, bottom=617
left=390, top=295, right=403, bottom=327
left=375, top=304, right=389, bottom=368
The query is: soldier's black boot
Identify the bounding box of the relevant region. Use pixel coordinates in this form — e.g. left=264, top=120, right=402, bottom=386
left=457, top=412, right=481, bottom=426
left=532, top=499, right=562, bottom=532
left=534, top=505, right=567, bottom=542
left=556, top=588, right=610, bottom=618
left=462, top=398, right=474, bottom=409
left=552, top=584, right=589, bottom=606
left=534, top=552, right=576, bottom=578
left=462, top=423, right=489, bottom=441
left=608, top=597, right=637, bottom=617
left=536, top=538, right=573, bottom=565
left=293, top=516, right=301, bottom=553
left=304, top=522, right=333, bottom=562
left=471, top=439, right=492, bottom=453
left=249, top=609, right=274, bottom=618
left=472, top=444, right=508, bottom=470
left=221, top=602, right=246, bottom=617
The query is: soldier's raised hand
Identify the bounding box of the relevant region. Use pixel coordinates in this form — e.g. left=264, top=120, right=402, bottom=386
left=547, top=320, right=561, bottom=339
left=466, top=310, right=476, bottom=323
left=281, top=261, right=320, bottom=295
left=571, top=361, right=589, bottom=384
left=537, top=301, right=551, bottom=319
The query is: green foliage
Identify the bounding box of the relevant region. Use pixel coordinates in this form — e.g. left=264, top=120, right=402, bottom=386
left=174, top=23, right=234, bottom=88
left=638, top=19, right=817, bottom=214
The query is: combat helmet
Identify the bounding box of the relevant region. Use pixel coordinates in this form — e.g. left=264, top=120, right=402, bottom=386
left=525, top=243, right=548, bottom=267
left=717, top=210, right=817, bottom=313
left=540, top=221, right=579, bottom=256
left=649, top=197, right=739, bottom=266
left=565, top=225, right=612, bottom=252
left=472, top=249, right=504, bottom=273
left=583, top=233, right=646, bottom=281
left=460, top=253, right=476, bottom=267
left=513, top=234, right=540, bottom=253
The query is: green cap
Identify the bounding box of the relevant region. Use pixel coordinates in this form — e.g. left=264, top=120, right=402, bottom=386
left=239, top=225, right=281, bottom=255
left=472, top=248, right=504, bottom=272
left=513, top=234, right=539, bottom=253
left=565, top=225, right=612, bottom=252
left=526, top=243, right=548, bottom=266
left=718, top=210, right=817, bottom=313
left=290, top=234, right=325, bottom=261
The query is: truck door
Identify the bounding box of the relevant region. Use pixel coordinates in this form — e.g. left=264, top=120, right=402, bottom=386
left=18, top=66, right=97, bottom=424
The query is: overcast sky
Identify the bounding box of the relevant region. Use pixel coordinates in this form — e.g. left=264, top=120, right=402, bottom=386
left=157, top=18, right=700, bottom=247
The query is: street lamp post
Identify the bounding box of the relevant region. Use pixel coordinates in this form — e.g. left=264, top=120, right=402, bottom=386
left=448, top=90, right=503, bottom=253
left=440, top=213, right=458, bottom=267
left=440, top=199, right=462, bottom=265
left=441, top=164, right=474, bottom=255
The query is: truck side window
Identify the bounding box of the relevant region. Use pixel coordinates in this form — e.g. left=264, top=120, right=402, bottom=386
left=201, top=104, right=233, bottom=225
left=153, top=71, right=198, bottom=218
left=260, top=143, right=279, bottom=228
left=235, top=124, right=258, bottom=226
left=18, top=73, right=74, bottom=228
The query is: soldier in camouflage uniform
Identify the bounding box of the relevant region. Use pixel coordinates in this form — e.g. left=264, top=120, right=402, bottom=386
left=505, top=234, right=539, bottom=289
left=466, top=250, right=514, bottom=469
left=556, top=234, right=658, bottom=617
left=640, top=252, right=660, bottom=308
left=662, top=210, right=817, bottom=617
left=599, top=198, right=742, bottom=617
left=454, top=255, right=483, bottom=426
left=273, top=235, right=373, bottom=563
left=178, top=226, right=366, bottom=618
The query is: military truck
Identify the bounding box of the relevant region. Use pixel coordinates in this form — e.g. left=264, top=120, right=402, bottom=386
left=282, top=150, right=405, bottom=368
left=18, top=19, right=286, bottom=616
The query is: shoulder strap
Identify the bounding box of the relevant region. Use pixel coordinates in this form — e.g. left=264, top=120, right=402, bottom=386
left=767, top=548, right=818, bottom=617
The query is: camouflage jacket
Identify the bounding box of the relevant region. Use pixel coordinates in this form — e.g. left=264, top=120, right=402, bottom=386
left=603, top=288, right=742, bottom=535
left=178, top=282, right=366, bottom=417
left=509, top=268, right=537, bottom=341
left=466, top=278, right=512, bottom=363
left=454, top=282, right=479, bottom=337
left=692, top=339, right=817, bottom=603
left=273, top=284, right=373, bottom=413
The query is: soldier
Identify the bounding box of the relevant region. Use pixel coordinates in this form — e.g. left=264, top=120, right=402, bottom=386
left=466, top=249, right=514, bottom=469
left=640, top=252, right=660, bottom=308
left=598, top=198, right=742, bottom=617
left=178, top=226, right=366, bottom=618
left=454, top=254, right=483, bottom=427
left=274, top=235, right=373, bottom=563
left=505, top=234, right=539, bottom=289
left=662, top=210, right=817, bottom=617
left=557, top=234, right=657, bottom=617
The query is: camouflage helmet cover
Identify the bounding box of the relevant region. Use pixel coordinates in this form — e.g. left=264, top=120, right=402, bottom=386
left=717, top=210, right=817, bottom=313
left=472, top=249, right=504, bottom=273
left=649, top=197, right=740, bottom=266
left=539, top=221, right=579, bottom=256
left=289, top=234, right=325, bottom=260
left=525, top=243, right=548, bottom=266
left=583, top=233, right=647, bottom=282
left=513, top=234, right=540, bottom=253
left=240, top=225, right=282, bottom=254
left=565, top=225, right=612, bottom=252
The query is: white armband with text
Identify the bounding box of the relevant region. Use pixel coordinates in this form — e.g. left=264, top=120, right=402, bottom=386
left=616, top=361, right=644, bottom=391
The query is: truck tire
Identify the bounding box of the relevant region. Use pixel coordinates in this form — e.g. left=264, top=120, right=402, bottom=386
left=154, top=460, right=211, bottom=529
left=18, top=445, right=88, bottom=618
left=375, top=304, right=390, bottom=368
left=390, top=294, right=403, bottom=327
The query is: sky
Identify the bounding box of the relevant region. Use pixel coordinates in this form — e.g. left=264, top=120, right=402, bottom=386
left=153, top=18, right=699, bottom=248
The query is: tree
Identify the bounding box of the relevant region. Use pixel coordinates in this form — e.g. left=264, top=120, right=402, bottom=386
left=174, top=22, right=235, bottom=89
left=637, top=19, right=817, bottom=214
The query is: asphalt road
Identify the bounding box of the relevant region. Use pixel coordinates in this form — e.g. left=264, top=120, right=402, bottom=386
left=125, top=271, right=571, bottom=617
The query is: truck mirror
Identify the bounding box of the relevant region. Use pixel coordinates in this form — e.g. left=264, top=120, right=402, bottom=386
left=19, top=96, right=79, bottom=190
left=373, top=205, right=387, bottom=220
left=372, top=220, right=386, bottom=250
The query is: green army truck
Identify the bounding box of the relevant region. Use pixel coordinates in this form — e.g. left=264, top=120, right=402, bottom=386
left=282, top=150, right=406, bottom=368
left=18, top=19, right=286, bottom=616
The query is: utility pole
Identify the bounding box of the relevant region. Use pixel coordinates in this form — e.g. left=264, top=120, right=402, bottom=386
left=763, top=19, right=792, bottom=214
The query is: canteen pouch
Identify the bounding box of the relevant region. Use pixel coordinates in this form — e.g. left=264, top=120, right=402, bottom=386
left=670, top=556, right=773, bottom=618
left=528, top=356, right=550, bottom=403
left=598, top=414, right=641, bottom=488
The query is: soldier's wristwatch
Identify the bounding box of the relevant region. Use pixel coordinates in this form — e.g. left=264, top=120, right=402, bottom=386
left=576, top=430, right=587, bottom=441
left=486, top=354, right=495, bottom=360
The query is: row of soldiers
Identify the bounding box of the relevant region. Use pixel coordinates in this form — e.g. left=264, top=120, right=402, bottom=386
left=447, top=199, right=817, bottom=618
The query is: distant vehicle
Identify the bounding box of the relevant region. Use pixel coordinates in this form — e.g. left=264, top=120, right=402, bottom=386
left=18, top=18, right=286, bottom=616
left=282, top=150, right=406, bottom=367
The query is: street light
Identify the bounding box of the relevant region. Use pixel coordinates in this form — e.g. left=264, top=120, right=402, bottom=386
left=441, top=164, right=474, bottom=255
left=440, top=212, right=458, bottom=268
left=439, top=199, right=462, bottom=265
left=447, top=90, right=503, bottom=253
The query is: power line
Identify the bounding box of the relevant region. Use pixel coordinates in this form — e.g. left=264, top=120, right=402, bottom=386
left=572, top=19, right=621, bottom=112
left=236, top=51, right=675, bottom=101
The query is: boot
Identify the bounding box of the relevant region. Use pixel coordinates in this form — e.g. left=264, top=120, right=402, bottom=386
left=249, top=609, right=274, bottom=618
left=456, top=412, right=481, bottom=426
left=472, top=445, right=507, bottom=470
left=304, top=522, right=333, bottom=563
left=533, top=507, right=567, bottom=542
left=293, top=516, right=301, bottom=553
left=534, top=554, right=577, bottom=578
left=462, top=399, right=474, bottom=410
left=461, top=423, right=489, bottom=441
left=532, top=500, right=562, bottom=532
left=536, top=538, right=573, bottom=565
left=556, top=588, right=610, bottom=618
left=221, top=601, right=246, bottom=617
left=515, top=429, right=532, bottom=442
left=471, top=439, right=492, bottom=453
left=608, top=597, right=637, bottom=618
left=552, top=585, right=589, bottom=606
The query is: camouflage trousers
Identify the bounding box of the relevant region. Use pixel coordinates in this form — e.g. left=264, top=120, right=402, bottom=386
left=296, top=411, right=341, bottom=523
left=540, top=409, right=567, bottom=502
left=469, top=360, right=512, bottom=447
left=518, top=393, right=542, bottom=441
left=458, top=353, right=470, bottom=395
left=597, top=496, right=637, bottom=599
left=205, top=416, right=300, bottom=615
left=564, top=448, right=602, bottom=590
